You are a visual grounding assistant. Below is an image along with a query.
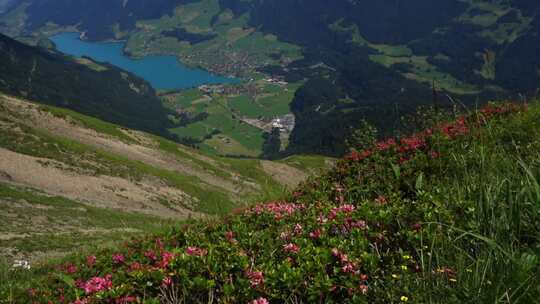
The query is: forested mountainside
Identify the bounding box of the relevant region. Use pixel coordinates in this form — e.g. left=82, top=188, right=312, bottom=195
left=0, top=33, right=172, bottom=135
left=19, top=0, right=199, bottom=41
left=2, top=0, right=540, bottom=155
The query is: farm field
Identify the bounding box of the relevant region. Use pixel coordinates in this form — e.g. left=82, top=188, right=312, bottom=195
left=162, top=80, right=302, bottom=156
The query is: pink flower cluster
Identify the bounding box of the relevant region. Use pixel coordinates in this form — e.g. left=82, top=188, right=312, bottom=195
left=328, top=204, right=356, bottom=220
left=374, top=195, right=387, bottom=204
left=309, top=229, right=322, bottom=239
left=82, top=274, right=112, bottom=295
left=225, top=231, right=236, bottom=242
left=346, top=149, right=372, bottom=162
left=158, top=251, right=174, bottom=268
left=345, top=103, right=525, bottom=165
left=115, top=295, right=137, bottom=303
left=249, top=297, right=269, bottom=304
left=64, top=263, right=77, bottom=274
left=359, top=283, right=369, bottom=295
left=331, top=248, right=357, bottom=274
left=185, top=246, right=208, bottom=257
left=155, top=238, right=164, bottom=250
left=399, top=136, right=426, bottom=152
left=112, top=253, right=125, bottom=264
left=86, top=255, right=96, bottom=268
left=279, top=231, right=292, bottom=241
left=480, top=103, right=523, bottom=118
left=440, top=117, right=469, bottom=139
left=246, top=270, right=264, bottom=288
left=247, top=202, right=304, bottom=219
left=317, top=214, right=328, bottom=224
left=293, top=223, right=303, bottom=235
left=129, top=262, right=143, bottom=272
left=376, top=138, right=397, bottom=151
left=343, top=218, right=367, bottom=230
left=144, top=250, right=157, bottom=262
left=282, top=243, right=300, bottom=254
left=162, top=277, right=173, bottom=286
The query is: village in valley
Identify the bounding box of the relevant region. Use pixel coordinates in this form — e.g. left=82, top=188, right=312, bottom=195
left=159, top=74, right=300, bottom=156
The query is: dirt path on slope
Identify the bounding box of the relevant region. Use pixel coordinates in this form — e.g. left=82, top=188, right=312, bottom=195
left=260, top=160, right=308, bottom=188
left=0, top=148, right=198, bottom=219
left=0, top=95, right=255, bottom=200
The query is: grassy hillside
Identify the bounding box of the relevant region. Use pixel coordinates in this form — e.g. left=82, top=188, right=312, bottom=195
left=3, top=101, right=538, bottom=303
left=0, top=93, right=329, bottom=263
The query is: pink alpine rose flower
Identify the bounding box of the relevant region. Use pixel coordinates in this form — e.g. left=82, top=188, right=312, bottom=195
left=129, top=262, right=142, bottom=272
left=112, top=253, right=125, bottom=264
left=317, top=214, right=328, bottom=224
left=283, top=243, right=300, bottom=254
left=185, top=246, right=208, bottom=257
left=86, top=255, right=96, bottom=268
left=162, top=277, right=173, bottom=286
left=82, top=274, right=113, bottom=295
left=279, top=231, right=291, bottom=241
left=225, top=231, right=235, bottom=241
left=293, top=223, right=303, bottom=234
left=159, top=251, right=174, bottom=268
left=249, top=297, right=269, bottom=304
left=341, top=262, right=356, bottom=274
left=246, top=270, right=264, bottom=288
left=115, top=295, right=137, bottom=303
left=144, top=250, right=157, bottom=261
left=374, top=195, right=387, bottom=204
left=65, top=263, right=77, bottom=274
left=309, top=229, right=322, bottom=239
left=351, top=220, right=367, bottom=230
left=328, top=204, right=356, bottom=219
left=359, top=284, right=369, bottom=295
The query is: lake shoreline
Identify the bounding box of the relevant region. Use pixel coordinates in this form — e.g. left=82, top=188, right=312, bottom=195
left=50, top=32, right=239, bottom=91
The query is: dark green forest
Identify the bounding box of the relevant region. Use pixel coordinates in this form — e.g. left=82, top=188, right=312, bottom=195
left=0, top=33, right=172, bottom=135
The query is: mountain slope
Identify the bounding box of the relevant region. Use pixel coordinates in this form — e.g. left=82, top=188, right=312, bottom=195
left=3, top=101, right=538, bottom=303
left=0, top=93, right=329, bottom=262
left=0, top=33, right=171, bottom=135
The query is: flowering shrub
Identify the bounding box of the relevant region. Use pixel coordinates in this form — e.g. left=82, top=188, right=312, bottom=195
left=13, top=103, right=538, bottom=303
left=82, top=275, right=112, bottom=295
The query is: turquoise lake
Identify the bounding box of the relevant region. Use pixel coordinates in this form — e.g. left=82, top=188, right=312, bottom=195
left=50, top=32, right=238, bottom=90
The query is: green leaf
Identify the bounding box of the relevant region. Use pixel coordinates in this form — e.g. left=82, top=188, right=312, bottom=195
left=415, top=173, right=424, bottom=190
left=391, top=163, right=401, bottom=180
left=55, top=273, right=75, bottom=288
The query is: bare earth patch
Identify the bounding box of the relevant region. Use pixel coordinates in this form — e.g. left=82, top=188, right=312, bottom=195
left=260, top=160, right=308, bottom=188
left=0, top=148, right=196, bottom=219
left=0, top=94, right=260, bottom=202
